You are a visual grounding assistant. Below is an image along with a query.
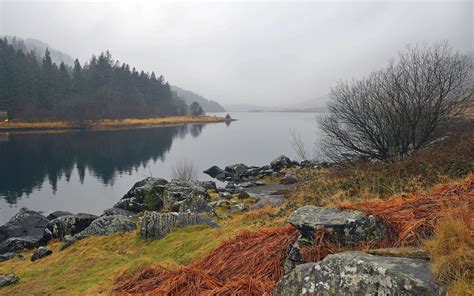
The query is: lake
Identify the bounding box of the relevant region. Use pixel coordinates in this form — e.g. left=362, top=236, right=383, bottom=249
left=0, top=112, right=322, bottom=224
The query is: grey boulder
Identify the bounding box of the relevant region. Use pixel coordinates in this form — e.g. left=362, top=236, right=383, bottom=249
left=0, top=208, right=49, bottom=243
left=31, top=246, right=52, bottom=262
left=61, top=215, right=136, bottom=250
left=179, top=195, right=215, bottom=215
left=45, top=213, right=98, bottom=239
left=0, top=252, right=23, bottom=262
left=270, top=155, right=292, bottom=171
left=274, top=252, right=443, bottom=295
left=203, top=165, right=228, bottom=179
left=281, top=173, right=298, bottom=185
left=288, top=206, right=386, bottom=245
left=140, top=211, right=219, bottom=240
left=102, top=207, right=136, bottom=218
left=46, top=211, right=73, bottom=220
left=0, top=274, right=19, bottom=287
left=0, top=236, right=41, bottom=254
left=78, top=215, right=136, bottom=237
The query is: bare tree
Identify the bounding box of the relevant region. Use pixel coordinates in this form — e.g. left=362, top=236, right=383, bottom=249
left=319, top=42, right=472, bottom=161
left=290, top=129, right=309, bottom=161
left=172, top=158, right=198, bottom=181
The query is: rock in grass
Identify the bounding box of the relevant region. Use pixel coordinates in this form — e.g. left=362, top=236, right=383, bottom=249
left=78, top=215, right=136, bottom=237
left=60, top=215, right=136, bottom=250
left=270, top=155, right=292, bottom=171
left=140, top=212, right=219, bottom=240
left=179, top=195, right=215, bottom=216
left=281, top=173, right=298, bottom=185
left=31, top=246, right=52, bottom=262
left=45, top=213, right=98, bottom=240
left=274, top=252, right=442, bottom=295
left=288, top=206, right=386, bottom=245
left=0, top=274, right=19, bottom=287
left=0, top=237, right=40, bottom=254
left=0, top=252, right=23, bottom=262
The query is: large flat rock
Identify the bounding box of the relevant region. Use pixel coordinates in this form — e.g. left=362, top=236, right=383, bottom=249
left=274, top=252, right=443, bottom=295
left=288, top=206, right=386, bottom=245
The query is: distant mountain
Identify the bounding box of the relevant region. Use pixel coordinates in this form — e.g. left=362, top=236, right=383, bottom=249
left=4, top=36, right=74, bottom=66
left=171, top=85, right=225, bottom=112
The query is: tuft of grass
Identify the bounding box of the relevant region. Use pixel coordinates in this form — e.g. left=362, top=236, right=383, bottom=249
left=424, top=214, right=474, bottom=295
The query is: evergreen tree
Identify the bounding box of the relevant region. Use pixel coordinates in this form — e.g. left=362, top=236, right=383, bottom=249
left=189, top=101, right=204, bottom=116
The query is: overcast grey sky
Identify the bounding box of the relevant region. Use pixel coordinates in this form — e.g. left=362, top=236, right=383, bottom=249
left=1, top=0, right=472, bottom=106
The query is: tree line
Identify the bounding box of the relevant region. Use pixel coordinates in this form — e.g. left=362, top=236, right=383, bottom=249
left=0, top=38, right=204, bottom=120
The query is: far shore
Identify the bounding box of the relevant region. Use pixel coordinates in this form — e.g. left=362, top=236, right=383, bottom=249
left=0, top=115, right=235, bottom=133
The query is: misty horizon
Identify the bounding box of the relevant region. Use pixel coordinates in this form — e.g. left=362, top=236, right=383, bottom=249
left=1, top=0, right=472, bottom=107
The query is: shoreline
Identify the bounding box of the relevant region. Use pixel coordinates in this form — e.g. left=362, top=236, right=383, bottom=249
left=0, top=115, right=235, bottom=134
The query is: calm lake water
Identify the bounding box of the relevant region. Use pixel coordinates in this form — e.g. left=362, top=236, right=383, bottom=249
left=0, top=112, right=322, bottom=224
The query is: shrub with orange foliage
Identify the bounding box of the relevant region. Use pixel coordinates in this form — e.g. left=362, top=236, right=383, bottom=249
left=115, top=225, right=299, bottom=295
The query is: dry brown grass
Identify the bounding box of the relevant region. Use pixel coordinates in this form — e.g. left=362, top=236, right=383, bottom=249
left=424, top=214, right=474, bottom=295
left=0, top=115, right=231, bottom=132
left=341, top=175, right=473, bottom=246
left=289, top=123, right=473, bottom=208
left=114, top=225, right=299, bottom=295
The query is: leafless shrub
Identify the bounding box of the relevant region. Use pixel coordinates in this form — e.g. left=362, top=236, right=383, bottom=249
left=319, top=42, right=473, bottom=161
left=172, top=158, right=198, bottom=181
left=290, top=129, right=309, bottom=161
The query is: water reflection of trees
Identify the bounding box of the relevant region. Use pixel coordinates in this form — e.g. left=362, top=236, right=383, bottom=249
left=0, top=124, right=205, bottom=204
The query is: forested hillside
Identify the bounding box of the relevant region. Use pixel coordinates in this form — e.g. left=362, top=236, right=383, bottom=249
left=0, top=38, right=187, bottom=120
left=4, top=36, right=74, bottom=67
left=171, top=85, right=225, bottom=112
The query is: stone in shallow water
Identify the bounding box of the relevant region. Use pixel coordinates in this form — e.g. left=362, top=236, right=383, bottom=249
left=288, top=206, right=386, bottom=245
left=274, top=252, right=443, bottom=295
left=140, top=212, right=219, bottom=240
left=0, top=274, right=19, bottom=287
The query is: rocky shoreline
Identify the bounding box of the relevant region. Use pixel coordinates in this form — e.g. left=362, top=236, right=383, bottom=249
left=0, top=155, right=443, bottom=294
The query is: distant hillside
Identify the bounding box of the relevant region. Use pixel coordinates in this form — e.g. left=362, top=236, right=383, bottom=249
left=4, top=36, right=74, bottom=66
left=171, top=85, right=225, bottom=112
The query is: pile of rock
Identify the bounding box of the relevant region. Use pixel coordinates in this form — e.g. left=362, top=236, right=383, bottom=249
left=274, top=205, right=443, bottom=295
left=113, top=177, right=215, bottom=216
left=203, top=155, right=300, bottom=183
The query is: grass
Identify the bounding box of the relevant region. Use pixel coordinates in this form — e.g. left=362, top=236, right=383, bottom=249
left=0, top=115, right=232, bottom=133
left=424, top=214, right=474, bottom=295
left=0, top=206, right=285, bottom=295
left=288, top=125, right=473, bottom=209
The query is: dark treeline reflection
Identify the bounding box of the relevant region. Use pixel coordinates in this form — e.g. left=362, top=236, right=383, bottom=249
left=0, top=124, right=205, bottom=204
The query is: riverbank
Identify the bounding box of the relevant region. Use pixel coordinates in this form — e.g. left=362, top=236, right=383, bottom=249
left=0, top=115, right=234, bottom=133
